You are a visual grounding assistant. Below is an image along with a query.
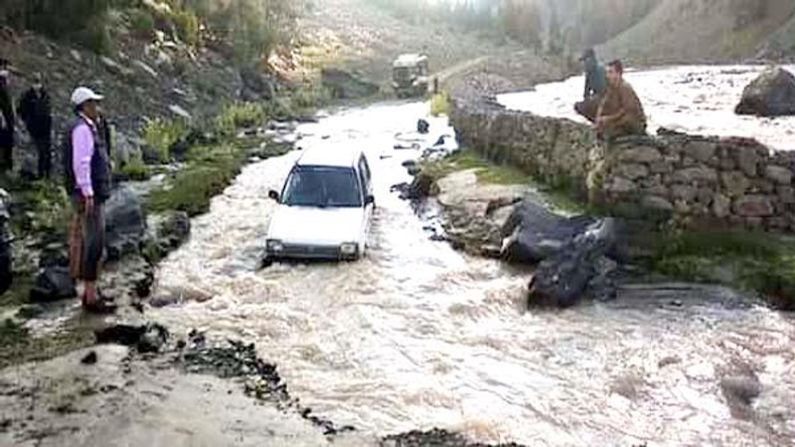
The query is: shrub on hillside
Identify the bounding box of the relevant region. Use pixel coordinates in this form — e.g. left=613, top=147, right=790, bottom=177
left=143, top=118, right=189, bottom=163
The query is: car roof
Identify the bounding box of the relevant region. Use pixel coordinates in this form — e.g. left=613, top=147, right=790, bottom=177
left=295, top=147, right=364, bottom=168
left=393, top=53, right=428, bottom=68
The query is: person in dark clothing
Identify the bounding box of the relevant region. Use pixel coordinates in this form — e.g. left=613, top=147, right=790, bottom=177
left=18, top=73, right=52, bottom=178
left=0, top=59, right=14, bottom=173
left=574, top=48, right=607, bottom=123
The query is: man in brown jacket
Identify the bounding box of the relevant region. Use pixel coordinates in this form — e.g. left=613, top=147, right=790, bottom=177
left=596, top=60, right=646, bottom=139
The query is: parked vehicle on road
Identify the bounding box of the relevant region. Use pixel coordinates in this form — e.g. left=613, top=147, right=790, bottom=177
left=392, top=53, right=430, bottom=98
left=264, top=148, right=375, bottom=264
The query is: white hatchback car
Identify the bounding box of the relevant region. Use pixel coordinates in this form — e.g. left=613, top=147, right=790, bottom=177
left=264, top=148, right=374, bottom=263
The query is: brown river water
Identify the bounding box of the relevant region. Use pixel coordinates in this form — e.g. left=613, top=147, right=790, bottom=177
left=149, top=89, right=795, bottom=446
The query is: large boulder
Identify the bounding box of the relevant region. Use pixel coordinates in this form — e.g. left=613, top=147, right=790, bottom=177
left=320, top=68, right=379, bottom=100
left=104, top=186, right=146, bottom=262
left=735, top=67, right=795, bottom=117
left=29, top=266, right=76, bottom=303
left=501, top=199, right=594, bottom=264
left=527, top=218, right=619, bottom=308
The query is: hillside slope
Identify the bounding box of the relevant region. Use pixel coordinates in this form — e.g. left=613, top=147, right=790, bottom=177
left=294, top=0, right=570, bottom=93
left=600, top=0, right=795, bottom=64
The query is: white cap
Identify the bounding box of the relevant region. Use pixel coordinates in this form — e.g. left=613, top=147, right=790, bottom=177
left=71, top=87, right=104, bottom=107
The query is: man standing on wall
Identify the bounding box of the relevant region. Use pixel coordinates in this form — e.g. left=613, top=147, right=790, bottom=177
left=0, top=58, right=15, bottom=174
left=66, top=87, right=115, bottom=313
left=595, top=60, right=646, bottom=140
left=18, top=72, right=52, bottom=179
left=574, top=48, right=607, bottom=123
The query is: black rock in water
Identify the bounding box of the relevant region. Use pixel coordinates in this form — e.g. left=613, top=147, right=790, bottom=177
left=417, top=119, right=430, bottom=134
left=80, top=351, right=98, bottom=365
left=735, top=67, right=795, bottom=117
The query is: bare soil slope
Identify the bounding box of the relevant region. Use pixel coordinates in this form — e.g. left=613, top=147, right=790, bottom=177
left=600, top=0, right=795, bottom=64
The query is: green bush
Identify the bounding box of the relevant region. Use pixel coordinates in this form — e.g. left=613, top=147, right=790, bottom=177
left=142, top=118, right=189, bottom=163
left=119, top=153, right=151, bottom=181
left=149, top=143, right=245, bottom=216
left=430, top=91, right=451, bottom=117
left=129, top=8, right=156, bottom=38
left=215, top=102, right=267, bottom=136
left=290, top=83, right=332, bottom=111
left=171, top=8, right=200, bottom=46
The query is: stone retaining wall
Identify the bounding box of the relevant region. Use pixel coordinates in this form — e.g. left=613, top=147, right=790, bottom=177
left=450, top=96, right=795, bottom=232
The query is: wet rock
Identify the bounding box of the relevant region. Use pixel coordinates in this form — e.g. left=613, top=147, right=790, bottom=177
left=29, top=267, right=76, bottom=303
left=94, top=323, right=169, bottom=353
left=735, top=67, right=795, bottom=117
left=527, top=219, right=619, bottom=308
left=501, top=199, right=593, bottom=264
left=16, top=304, right=44, bottom=319
left=80, top=351, right=98, bottom=365
left=720, top=370, right=762, bottom=420
left=104, top=186, right=146, bottom=262
left=417, top=119, right=430, bottom=134
left=320, top=68, right=379, bottom=100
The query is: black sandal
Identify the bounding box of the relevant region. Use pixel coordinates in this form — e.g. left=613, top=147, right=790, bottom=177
left=82, top=296, right=118, bottom=314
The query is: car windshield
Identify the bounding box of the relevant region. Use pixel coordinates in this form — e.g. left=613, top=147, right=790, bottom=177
left=282, top=166, right=362, bottom=208
left=394, top=66, right=414, bottom=81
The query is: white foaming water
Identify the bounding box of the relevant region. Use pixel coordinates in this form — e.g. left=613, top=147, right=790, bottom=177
left=150, top=97, right=795, bottom=446
left=499, top=65, right=795, bottom=151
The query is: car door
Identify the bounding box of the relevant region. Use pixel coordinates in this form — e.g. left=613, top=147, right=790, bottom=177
left=357, top=155, right=374, bottom=249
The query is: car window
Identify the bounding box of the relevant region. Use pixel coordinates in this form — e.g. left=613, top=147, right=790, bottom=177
left=282, top=166, right=362, bottom=208
left=358, top=157, right=371, bottom=193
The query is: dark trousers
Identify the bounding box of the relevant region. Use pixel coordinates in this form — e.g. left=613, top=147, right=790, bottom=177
left=32, top=135, right=51, bottom=178
left=69, top=199, right=105, bottom=282
left=574, top=95, right=602, bottom=123
left=0, top=128, right=13, bottom=172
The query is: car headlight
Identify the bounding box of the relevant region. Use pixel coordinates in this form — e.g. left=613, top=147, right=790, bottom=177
left=340, top=242, right=358, bottom=256
left=267, top=240, right=284, bottom=253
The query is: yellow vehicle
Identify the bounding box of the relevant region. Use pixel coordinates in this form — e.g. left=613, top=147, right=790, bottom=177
left=392, top=54, right=430, bottom=98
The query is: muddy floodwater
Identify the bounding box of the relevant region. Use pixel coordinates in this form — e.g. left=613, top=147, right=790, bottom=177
left=499, top=65, right=795, bottom=151
left=149, top=94, right=795, bottom=446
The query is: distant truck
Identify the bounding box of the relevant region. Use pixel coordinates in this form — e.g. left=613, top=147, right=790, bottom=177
left=392, top=54, right=430, bottom=98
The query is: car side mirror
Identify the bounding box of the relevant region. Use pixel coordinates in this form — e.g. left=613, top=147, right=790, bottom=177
left=268, top=190, right=280, bottom=202
left=365, top=195, right=375, bottom=205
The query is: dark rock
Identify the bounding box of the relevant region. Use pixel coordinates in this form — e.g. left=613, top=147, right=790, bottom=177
left=528, top=219, right=619, bottom=308
left=161, top=211, right=191, bottom=246
left=16, top=304, right=44, bottom=319
left=94, top=323, right=169, bottom=353
left=104, top=186, right=146, bottom=262
left=29, top=266, right=76, bottom=303
left=240, top=65, right=276, bottom=101
left=735, top=67, right=795, bottom=117
left=81, top=351, right=98, bottom=365
left=417, top=119, right=430, bottom=134
left=501, top=199, right=594, bottom=264
left=320, top=68, right=379, bottom=100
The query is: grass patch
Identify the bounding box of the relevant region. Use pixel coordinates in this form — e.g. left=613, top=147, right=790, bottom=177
left=422, top=151, right=586, bottom=214
left=430, top=91, right=451, bottom=117
left=651, top=229, right=795, bottom=310
left=148, top=142, right=247, bottom=217
left=215, top=102, right=267, bottom=136
left=142, top=118, right=190, bottom=163
left=118, top=153, right=151, bottom=181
